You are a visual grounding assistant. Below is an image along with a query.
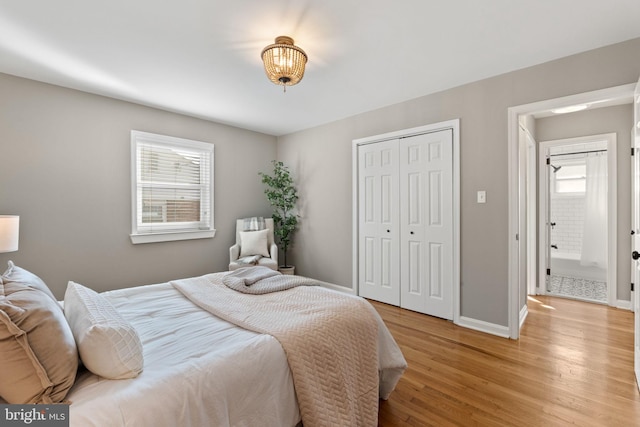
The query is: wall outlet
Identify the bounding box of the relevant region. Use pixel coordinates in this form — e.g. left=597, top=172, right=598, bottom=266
left=477, top=190, right=486, bottom=204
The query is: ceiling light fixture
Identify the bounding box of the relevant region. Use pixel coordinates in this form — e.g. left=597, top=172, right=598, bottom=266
left=261, top=36, right=307, bottom=92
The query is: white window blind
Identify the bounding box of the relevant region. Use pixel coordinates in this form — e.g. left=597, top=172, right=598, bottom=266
left=130, top=131, right=215, bottom=244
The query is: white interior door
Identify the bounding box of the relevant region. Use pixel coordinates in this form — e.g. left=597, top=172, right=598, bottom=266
left=537, top=145, right=552, bottom=293
left=357, top=139, right=400, bottom=305
left=633, top=77, right=640, bottom=391
left=544, top=153, right=552, bottom=294
left=399, top=130, right=454, bottom=319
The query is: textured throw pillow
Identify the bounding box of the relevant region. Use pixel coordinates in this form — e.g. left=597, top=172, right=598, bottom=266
left=0, top=262, right=78, bottom=404
left=239, top=229, right=270, bottom=258
left=64, top=281, right=143, bottom=379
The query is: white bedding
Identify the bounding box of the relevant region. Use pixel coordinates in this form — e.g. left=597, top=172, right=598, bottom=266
left=66, top=279, right=406, bottom=427
left=67, top=283, right=300, bottom=427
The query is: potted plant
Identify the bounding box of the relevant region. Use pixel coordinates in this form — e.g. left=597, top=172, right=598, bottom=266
left=259, top=160, right=299, bottom=274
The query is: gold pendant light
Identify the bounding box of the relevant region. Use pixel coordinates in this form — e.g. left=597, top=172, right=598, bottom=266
left=261, top=36, right=307, bottom=91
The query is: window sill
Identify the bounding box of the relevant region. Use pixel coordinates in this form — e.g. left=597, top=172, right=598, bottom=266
left=130, top=229, right=216, bottom=244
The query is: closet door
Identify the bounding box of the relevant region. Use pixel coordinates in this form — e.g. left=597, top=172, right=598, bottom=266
left=358, top=139, right=400, bottom=305
left=399, top=130, right=453, bottom=319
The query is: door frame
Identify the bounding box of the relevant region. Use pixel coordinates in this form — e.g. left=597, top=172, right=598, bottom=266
left=538, top=133, right=617, bottom=305
left=525, top=127, right=538, bottom=296
left=352, top=119, right=461, bottom=324
left=632, top=77, right=640, bottom=391
left=507, top=83, right=635, bottom=339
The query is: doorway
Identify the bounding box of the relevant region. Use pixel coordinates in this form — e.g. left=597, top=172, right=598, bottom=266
left=538, top=134, right=617, bottom=305
left=507, top=82, right=635, bottom=339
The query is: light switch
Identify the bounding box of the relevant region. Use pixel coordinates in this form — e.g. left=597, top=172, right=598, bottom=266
left=477, top=190, right=486, bottom=204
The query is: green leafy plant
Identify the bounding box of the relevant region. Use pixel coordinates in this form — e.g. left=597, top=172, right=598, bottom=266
left=259, top=160, right=299, bottom=268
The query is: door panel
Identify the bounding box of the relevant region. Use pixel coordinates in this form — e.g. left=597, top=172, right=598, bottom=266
left=429, top=242, right=444, bottom=298
left=400, top=130, right=454, bottom=319
left=408, top=173, right=421, bottom=224
left=429, top=170, right=443, bottom=226
left=358, top=139, right=400, bottom=305
left=408, top=241, right=421, bottom=294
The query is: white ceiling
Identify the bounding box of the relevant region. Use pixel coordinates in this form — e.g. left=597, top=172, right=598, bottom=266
left=1, top=1, right=639, bottom=136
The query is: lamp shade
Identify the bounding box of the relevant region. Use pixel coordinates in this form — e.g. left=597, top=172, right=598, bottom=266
left=0, top=215, right=19, bottom=253
left=261, top=36, right=307, bottom=88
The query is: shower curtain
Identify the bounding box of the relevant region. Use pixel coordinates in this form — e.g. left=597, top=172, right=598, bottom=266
left=580, top=153, right=607, bottom=268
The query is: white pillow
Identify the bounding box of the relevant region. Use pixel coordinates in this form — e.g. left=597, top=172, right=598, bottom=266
left=239, top=229, right=270, bottom=258
left=63, top=281, right=143, bottom=379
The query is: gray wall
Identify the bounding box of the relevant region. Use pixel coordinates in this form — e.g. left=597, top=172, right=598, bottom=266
left=0, top=73, right=277, bottom=298
left=277, top=37, right=640, bottom=327
left=536, top=104, right=634, bottom=301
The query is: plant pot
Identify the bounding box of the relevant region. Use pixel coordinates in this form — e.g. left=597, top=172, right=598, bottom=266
left=279, top=266, right=295, bottom=275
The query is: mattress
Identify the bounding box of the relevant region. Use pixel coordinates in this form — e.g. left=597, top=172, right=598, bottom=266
left=67, top=282, right=301, bottom=427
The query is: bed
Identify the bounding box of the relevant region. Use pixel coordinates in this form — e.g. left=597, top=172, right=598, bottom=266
left=0, top=263, right=407, bottom=427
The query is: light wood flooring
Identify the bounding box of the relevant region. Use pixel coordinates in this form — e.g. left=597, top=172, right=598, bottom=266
left=373, top=295, right=640, bottom=426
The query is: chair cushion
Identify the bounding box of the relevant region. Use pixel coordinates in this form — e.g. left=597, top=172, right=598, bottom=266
left=0, top=262, right=78, bottom=404
left=239, top=229, right=271, bottom=258
left=64, top=281, right=143, bottom=379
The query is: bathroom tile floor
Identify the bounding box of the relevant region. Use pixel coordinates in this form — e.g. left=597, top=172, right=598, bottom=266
left=547, top=275, right=607, bottom=303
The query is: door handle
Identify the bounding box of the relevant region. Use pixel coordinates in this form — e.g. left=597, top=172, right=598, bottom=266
left=633, top=251, right=640, bottom=261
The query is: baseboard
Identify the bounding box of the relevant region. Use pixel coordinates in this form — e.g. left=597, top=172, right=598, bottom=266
left=617, top=299, right=632, bottom=311
left=519, top=304, right=529, bottom=329
left=320, top=281, right=356, bottom=295
left=457, top=316, right=510, bottom=338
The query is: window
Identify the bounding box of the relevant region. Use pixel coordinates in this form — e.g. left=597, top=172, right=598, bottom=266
left=130, top=131, right=214, bottom=244
left=552, top=160, right=586, bottom=195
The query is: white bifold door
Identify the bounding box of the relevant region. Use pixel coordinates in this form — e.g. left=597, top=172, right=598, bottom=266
left=358, top=139, right=400, bottom=306
left=358, top=130, right=454, bottom=320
